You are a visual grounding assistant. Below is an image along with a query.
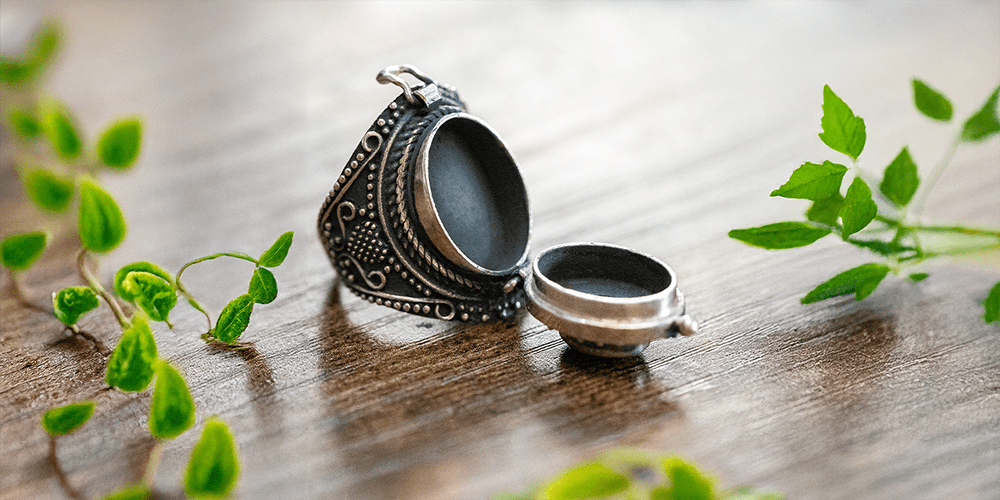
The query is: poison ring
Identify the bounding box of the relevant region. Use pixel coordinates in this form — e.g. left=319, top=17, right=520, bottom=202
left=318, top=65, right=698, bottom=357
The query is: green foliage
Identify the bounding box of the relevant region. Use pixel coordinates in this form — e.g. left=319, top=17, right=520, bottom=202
left=212, top=294, right=254, bottom=343
left=912, top=79, right=953, bottom=121
left=114, top=261, right=174, bottom=301
left=731, top=80, right=1000, bottom=322
left=541, top=462, right=629, bottom=500
left=650, top=456, right=716, bottom=500
left=53, top=286, right=100, bottom=327
left=39, top=97, right=83, bottom=161
left=78, top=178, right=127, bottom=253
left=98, top=118, right=143, bottom=169
left=727, top=222, right=830, bottom=249
left=19, top=164, right=75, bottom=212
left=122, top=272, right=177, bottom=324
left=106, top=316, right=158, bottom=392
left=0, top=20, right=62, bottom=87
left=770, top=161, right=847, bottom=201
left=185, top=417, right=240, bottom=499
left=248, top=267, right=277, bottom=304
left=879, top=148, right=920, bottom=207
left=961, top=85, right=1000, bottom=142
left=1, top=231, right=49, bottom=271
left=819, top=85, right=866, bottom=161
left=839, top=177, right=877, bottom=239
left=6, top=107, right=42, bottom=139
left=100, top=484, right=151, bottom=500
left=42, top=400, right=94, bottom=436
left=258, top=231, right=294, bottom=267
left=985, top=281, right=1000, bottom=324
left=801, top=263, right=891, bottom=304
left=148, top=360, right=195, bottom=440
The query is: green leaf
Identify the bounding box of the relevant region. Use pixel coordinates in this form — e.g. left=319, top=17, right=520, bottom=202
left=985, top=281, right=1000, bottom=324
left=806, top=194, right=844, bottom=226
left=114, top=262, right=174, bottom=301
left=148, top=360, right=195, bottom=440
left=801, top=263, right=891, bottom=304
left=729, top=222, right=831, bottom=249
left=879, top=147, right=920, bottom=207
left=41, top=401, right=94, bottom=436
left=0, top=57, right=32, bottom=86
left=106, top=316, right=158, bottom=392
left=908, top=272, right=930, bottom=282
left=78, top=178, right=127, bottom=253
left=770, top=161, right=848, bottom=200
left=185, top=417, right=240, bottom=499
left=6, top=108, right=42, bottom=139
left=840, top=177, right=877, bottom=239
left=258, top=231, right=294, bottom=268
left=213, top=294, right=254, bottom=343
left=540, top=462, right=629, bottom=500
left=100, top=484, right=151, bottom=500
left=0, top=21, right=61, bottom=87
left=961, top=84, right=1000, bottom=142
left=53, top=286, right=100, bottom=327
left=248, top=267, right=278, bottom=304
left=123, top=272, right=177, bottom=324
left=819, top=85, right=866, bottom=161
left=847, top=238, right=915, bottom=257
left=19, top=163, right=75, bottom=212
left=39, top=97, right=83, bottom=161
left=912, top=79, right=953, bottom=122
left=97, top=118, right=143, bottom=169
left=723, top=490, right=786, bottom=500
left=651, top=456, right=715, bottom=500
left=1, top=231, right=49, bottom=271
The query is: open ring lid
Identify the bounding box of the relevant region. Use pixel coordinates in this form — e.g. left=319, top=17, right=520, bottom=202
left=318, top=65, right=697, bottom=356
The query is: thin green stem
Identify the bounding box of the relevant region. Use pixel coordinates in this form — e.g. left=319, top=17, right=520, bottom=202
left=49, top=436, right=84, bottom=500
left=142, top=440, right=166, bottom=489
left=911, top=132, right=961, bottom=222
left=175, top=252, right=258, bottom=333
left=77, top=248, right=130, bottom=330
left=906, top=224, right=1000, bottom=237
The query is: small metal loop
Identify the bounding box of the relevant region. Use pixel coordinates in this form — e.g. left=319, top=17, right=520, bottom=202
left=377, top=65, right=437, bottom=105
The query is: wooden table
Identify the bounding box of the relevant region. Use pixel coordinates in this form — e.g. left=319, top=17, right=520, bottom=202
left=2, top=2, right=998, bottom=499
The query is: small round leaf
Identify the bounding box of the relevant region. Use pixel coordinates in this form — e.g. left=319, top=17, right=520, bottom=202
left=106, top=316, right=158, bottom=392
left=97, top=118, right=142, bottom=169
left=53, top=286, right=100, bottom=327
left=212, top=294, right=254, bottom=343
left=6, top=108, right=42, bottom=139
left=257, top=231, right=294, bottom=268
left=149, top=360, right=195, bottom=440
left=19, top=164, right=75, bottom=212
left=248, top=267, right=277, bottom=304
left=541, top=462, right=630, bottom=500
left=78, top=178, right=127, bottom=253
left=122, top=272, right=177, bottom=324
left=114, top=262, right=174, bottom=301
left=185, top=417, right=240, bottom=499
left=1, top=231, right=49, bottom=271
left=100, top=484, right=151, bottom=500
left=42, top=400, right=95, bottom=436
left=40, top=97, right=83, bottom=161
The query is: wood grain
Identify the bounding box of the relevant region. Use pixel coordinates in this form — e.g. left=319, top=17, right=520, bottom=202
left=1, top=2, right=998, bottom=500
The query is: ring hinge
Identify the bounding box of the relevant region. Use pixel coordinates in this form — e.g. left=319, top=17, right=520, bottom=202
left=376, top=65, right=441, bottom=107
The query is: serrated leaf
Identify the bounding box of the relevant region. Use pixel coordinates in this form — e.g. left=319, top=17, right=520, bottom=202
left=213, top=294, right=254, bottom=343
left=985, top=281, right=1000, bottom=324
left=840, top=177, right=877, bottom=239
left=149, top=360, right=195, bottom=440
left=961, top=84, right=1000, bottom=142
left=185, top=417, right=240, bottom=499
left=19, top=164, right=74, bottom=212
left=6, top=108, right=41, bottom=139
left=806, top=194, right=844, bottom=226
left=819, top=85, right=866, bottom=161
left=1, top=231, right=49, bottom=271
left=908, top=272, right=930, bottom=282
left=100, top=484, right=151, bottom=500
left=879, top=147, right=920, bottom=207
left=114, top=262, right=174, bottom=301
left=912, top=79, right=953, bottom=122
left=52, top=286, right=100, bottom=327
left=41, top=400, right=94, bottom=436
left=97, top=118, right=142, bottom=169
left=729, top=222, right=831, bottom=249
left=652, top=456, right=716, bottom=500
left=248, top=267, right=278, bottom=304
left=540, top=462, right=629, bottom=500
left=770, top=161, right=848, bottom=200
left=258, top=231, right=294, bottom=268
left=801, top=263, right=891, bottom=304
left=123, top=272, right=177, bottom=324
left=78, top=178, right=127, bottom=253
left=106, top=316, right=157, bottom=392
left=847, top=238, right=915, bottom=257
left=39, top=97, right=83, bottom=161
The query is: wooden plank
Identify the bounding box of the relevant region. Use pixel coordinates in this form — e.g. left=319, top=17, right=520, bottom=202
left=1, top=2, right=998, bottom=499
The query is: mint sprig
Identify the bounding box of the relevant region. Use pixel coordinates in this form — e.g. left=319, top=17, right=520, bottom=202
left=730, top=81, right=1000, bottom=320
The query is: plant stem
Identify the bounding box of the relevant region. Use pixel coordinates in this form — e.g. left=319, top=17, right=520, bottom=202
left=49, top=436, right=84, bottom=500
left=175, top=252, right=258, bottom=333
left=906, top=224, right=1000, bottom=238
left=77, top=248, right=130, bottom=330
left=911, top=133, right=961, bottom=222
left=142, top=440, right=165, bottom=489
